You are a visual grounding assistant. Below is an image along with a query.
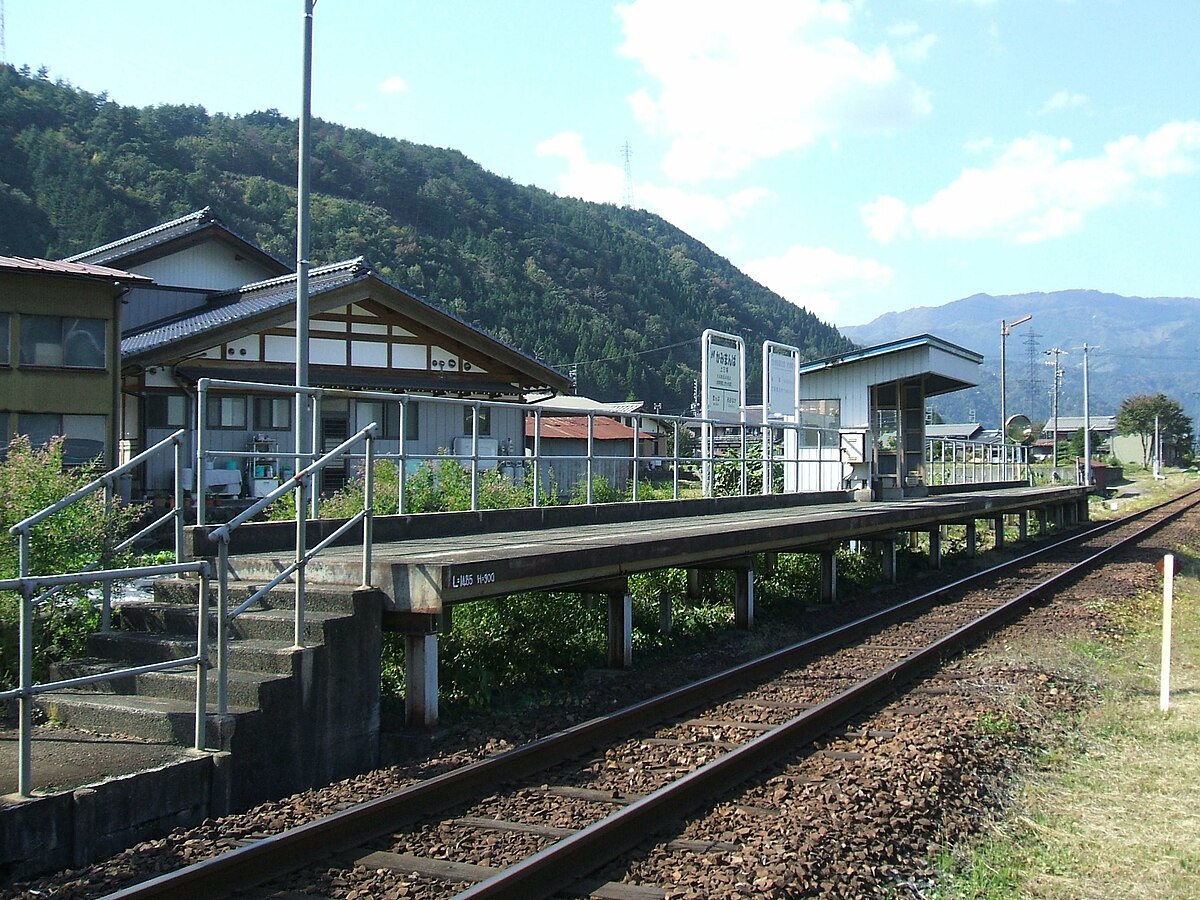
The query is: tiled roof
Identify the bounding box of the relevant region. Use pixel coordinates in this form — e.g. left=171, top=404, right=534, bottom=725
left=65, top=208, right=289, bottom=273
left=122, top=258, right=368, bottom=357
left=65, top=208, right=216, bottom=265
left=0, top=255, right=151, bottom=282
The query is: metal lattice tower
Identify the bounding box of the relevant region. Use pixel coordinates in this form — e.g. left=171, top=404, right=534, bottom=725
left=1021, top=328, right=1042, bottom=418
left=621, top=142, right=634, bottom=208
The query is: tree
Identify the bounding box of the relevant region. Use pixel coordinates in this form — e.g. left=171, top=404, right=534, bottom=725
left=1115, top=393, right=1194, bottom=467
left=1068, top=428, right=1104, bottom=460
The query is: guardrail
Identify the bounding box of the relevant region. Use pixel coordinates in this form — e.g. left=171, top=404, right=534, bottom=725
left=925, top=438, right=1029, bottom=485
left=2, top=429, right=198, bottom=797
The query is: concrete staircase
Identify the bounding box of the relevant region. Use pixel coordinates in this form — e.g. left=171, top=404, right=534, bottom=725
left=41, top=578, right=384, bottom=809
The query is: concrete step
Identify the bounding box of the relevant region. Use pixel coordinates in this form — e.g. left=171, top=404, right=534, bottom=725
left=151, top=577, right=361, bottom=614
left=117, top=602, right=346, bottom=644
left=48, top=658, right=288, bottom=708
left=85, top=632, right=301, bottom=676
left=37, top=690, right=255, bottom=746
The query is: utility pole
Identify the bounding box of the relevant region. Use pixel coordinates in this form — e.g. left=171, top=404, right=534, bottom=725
left=1045, top=347, right=1067, bottom=469
left=1001, top=315, right=1032, bottom=435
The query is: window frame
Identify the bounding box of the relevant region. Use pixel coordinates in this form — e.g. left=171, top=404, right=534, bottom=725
left=253, top=396, right=292, bottom=432
left=18, top=314, right=107, bottom=369
left=205, top=395, right=248, bottom=430
left=464, top=404, right=491, bottom=437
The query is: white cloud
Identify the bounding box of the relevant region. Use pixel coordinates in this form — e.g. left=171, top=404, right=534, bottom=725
left=378, top=75, right=407, bottom=94
left=1038, top=89, right=1087, bottom=115
left=535, top=131, right=773, bottom=233
left=742, top=245, right=894, bottom=321
left=887, top=21, right=938, bottom=62
left=860, top=195, right=910, bottom=244
left=861, top=121, right=1200, bottom=244
left=615, top=0, right=931, bottom=181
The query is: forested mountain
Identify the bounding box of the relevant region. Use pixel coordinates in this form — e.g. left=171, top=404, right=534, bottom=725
left=843, top=290, right=1200, bottom=429
left=0, top=65, right=852, bottom=412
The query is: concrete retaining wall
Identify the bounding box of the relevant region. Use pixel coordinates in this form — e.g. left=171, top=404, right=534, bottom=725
left=0, top=751, right=230, bottom=884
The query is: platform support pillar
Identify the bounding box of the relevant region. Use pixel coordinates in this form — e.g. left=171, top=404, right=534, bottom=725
left=686, top=568, right=703, bottom=599
left=1078, top=495, right=1090, bottom=522
left=820, top=546, right=838, bottom=603
left=965, top=520, right=977, bottom=558
left=928, top=527, right=942, bottom=570
left=607, top=587, right=633, bottom=668
left=1036, top=507, right=1048, bottom=536
left=993, top=516, right=1005, bottom=549
left=880, top=536, right=898, bottom=584
left=1018, top=510, right=1029, bottom=541
left=734, top=563, right=755, bottom=629
left=1054, top=503, right=1065, bottom=530
left=761, top=552, right=778, bottom=577
left=1065, top=501, right=1078, bottom=526
left=405, top=632, right=439, bottom=729
left=659, top=595, right=673, bottom=636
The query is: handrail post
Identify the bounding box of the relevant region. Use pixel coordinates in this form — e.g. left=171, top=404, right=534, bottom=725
left=195, top=563, right=210, bottom=750
left=632, top=413, right=641, bottom=502
left=196, top=379, right=208, bottom=527
left=470, top=402, right=480, bottom=511
left=532, top=409, right=542, bottom=507
left=309, top=393, right=320, bottom=518
left=397, top=400, right=407, bottom=514
left=672, top=420, right=680, bottom=500
left=362, top=430, right=375, bottom=588
left=101, top=476, right=114, bottom=632
left=217, top=537, right=230, bottom=716
left=17, top=529, right=33, bottom=797
left=173, top=435, right=185, bottom=562
left=586, top=413, right=595, bottom=504
left=294, top=469, right=308, bottom=649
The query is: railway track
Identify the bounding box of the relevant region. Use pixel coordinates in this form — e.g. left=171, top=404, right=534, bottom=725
left=95, top=486, right=1199, bottom=899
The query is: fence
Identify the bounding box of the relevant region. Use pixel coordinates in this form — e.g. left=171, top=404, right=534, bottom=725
left=925, top=438, right=1030, bottom=486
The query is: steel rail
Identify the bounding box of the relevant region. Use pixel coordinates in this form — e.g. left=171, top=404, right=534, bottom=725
left=103, top=487, right=1200, bottom=900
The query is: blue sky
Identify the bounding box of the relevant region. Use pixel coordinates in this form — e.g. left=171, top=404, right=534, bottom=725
left=7, top=1, right=1199, bottom=327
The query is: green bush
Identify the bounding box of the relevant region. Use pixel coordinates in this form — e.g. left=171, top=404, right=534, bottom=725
left=0, top=437, right=143, bottom=690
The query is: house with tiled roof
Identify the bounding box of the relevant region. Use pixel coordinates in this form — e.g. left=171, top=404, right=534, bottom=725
left=68, top=209, right=570, bottom=498
left=1, top=256, right=151, bottom=467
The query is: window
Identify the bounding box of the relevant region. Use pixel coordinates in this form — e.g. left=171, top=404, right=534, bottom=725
left=15, top=413, right=106, bottom=464
left=253, top=397, right=292, bottom=431
left=206, top=395, right=247, bottom=429
left=354, top=400, right=418, bottom=440
left=0, top=411, right=10, bottom=459
left=464, top=405, right=491, bottom=436
left=19, top=315, right=106, bottom=368
left=0, top=313, right=10, bottom=365
left=146, top=393, right=187, bottom=429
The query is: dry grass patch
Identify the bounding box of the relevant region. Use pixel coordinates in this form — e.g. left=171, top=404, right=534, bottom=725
left=938, top=539, right=1200, bottom=899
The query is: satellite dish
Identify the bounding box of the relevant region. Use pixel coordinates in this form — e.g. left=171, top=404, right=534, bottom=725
left=1005, top=414, right=1033, bottom=443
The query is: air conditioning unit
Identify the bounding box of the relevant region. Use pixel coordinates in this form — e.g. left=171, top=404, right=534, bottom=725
left=452, top=436, right=499, bottom=471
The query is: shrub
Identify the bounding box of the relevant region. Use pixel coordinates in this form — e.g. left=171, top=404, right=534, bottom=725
left=0, top=436, right=143, bottom=690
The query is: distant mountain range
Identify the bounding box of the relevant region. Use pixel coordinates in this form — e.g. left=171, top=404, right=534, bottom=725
left=842, top=290, right=1200, bottom=430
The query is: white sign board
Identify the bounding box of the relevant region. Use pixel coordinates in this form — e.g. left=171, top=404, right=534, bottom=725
left=764, top=342, right=799, bottom=420
left=702, top=330, right=744, bottom=422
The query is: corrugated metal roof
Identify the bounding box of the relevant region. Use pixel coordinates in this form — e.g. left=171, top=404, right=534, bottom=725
left=798, top=334, right=984, bottom=374
left=0, top=255, right=151, bottom=282
left=525, top=415, right=652, bottom=441
left=122, top=258, right=367, bottom=356
left=529, top=395, right=645, bottom=415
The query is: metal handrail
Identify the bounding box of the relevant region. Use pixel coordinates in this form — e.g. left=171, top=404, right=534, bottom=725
left=3, top=430, right=197, bottom=797
left=1, top=559, right=210, bottom=797
left=206, top=422, right=378, bottom=715
left=925, top=437, right=1030, bottom=486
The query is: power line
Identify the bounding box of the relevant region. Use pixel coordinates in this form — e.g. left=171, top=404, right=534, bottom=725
left=551, top=336, right=698, bottom=370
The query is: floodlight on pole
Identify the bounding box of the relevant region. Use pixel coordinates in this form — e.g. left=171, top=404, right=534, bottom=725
left=1000, top=315, right=1032, bottom=438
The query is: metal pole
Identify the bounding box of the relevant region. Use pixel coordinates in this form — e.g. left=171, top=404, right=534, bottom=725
left=17, top=530, right=33, bottom=796
left=1001, top=315, right=1032, bottom=437
left=217, top=537, right=229, bottom=715
left=1082, top=343, right=1091, bottom=486
left=195, top=564, right=210, bottom=750
left=586, top=413, right=595, bottom=504
left=101, top=477, right=114, bottom=632
left=362, top=431, right=374, bottom=587
left=295, top=0, right=315, bottom=636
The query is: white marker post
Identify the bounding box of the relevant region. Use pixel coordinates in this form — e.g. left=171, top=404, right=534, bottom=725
left=1159, top=553, right=1175, bottom=712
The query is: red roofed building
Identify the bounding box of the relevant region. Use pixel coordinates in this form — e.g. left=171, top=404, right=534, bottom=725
left=525, top=414, right=655, bottom=496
